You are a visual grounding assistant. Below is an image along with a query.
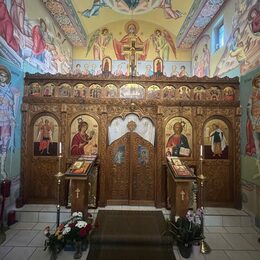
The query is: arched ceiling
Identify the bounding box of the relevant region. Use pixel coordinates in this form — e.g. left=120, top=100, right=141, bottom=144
left=42, top=0, right=225, bottom=48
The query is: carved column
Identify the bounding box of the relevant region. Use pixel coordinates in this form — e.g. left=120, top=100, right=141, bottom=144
left=156, top=106, right=163, bottom=207
left=98, top=105, right=108, bottom=206
left=234, top=107, right=241, bottom=208
left=16, top=104, right=29, bottom=207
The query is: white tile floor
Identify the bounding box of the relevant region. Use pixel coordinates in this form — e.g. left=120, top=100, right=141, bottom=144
left=0, top=205, right=260, bottom=260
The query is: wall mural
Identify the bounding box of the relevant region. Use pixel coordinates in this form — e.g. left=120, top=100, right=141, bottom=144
left=192, top=35, right=210, bottom=77
left=81, top=0, right=184, bottom=19
left=240, top=67, right=260, bottom=227
left=203, top=119, right=229, bottom=160
left=214, top=0, right=260, bottom=76
left=85, top=21, right=177, bottom=62
left=0, top=61, right=23, bottom=180
left=72, top=59, right=191, bottom=78
left=177, top=0, right=225, bottom=48
left=165, top=117, right=192, bottom=157
left=86, top=28, right=113, bottom=60
left=245, top=73, right=260, bottom=180
left=0, top=0, right=72, bottom=73
left=74, top=20, right=192, bottom=76
left=33, top=115, right=59, bottom=156
left=70, top=115, right=99, bottom=156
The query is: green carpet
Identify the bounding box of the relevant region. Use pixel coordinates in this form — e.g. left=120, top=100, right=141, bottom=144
left=87, top=210, right=175, bottom=260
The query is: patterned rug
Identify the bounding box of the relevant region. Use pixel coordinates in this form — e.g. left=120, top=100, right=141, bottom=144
left=87, top=210, right=175, bottom=260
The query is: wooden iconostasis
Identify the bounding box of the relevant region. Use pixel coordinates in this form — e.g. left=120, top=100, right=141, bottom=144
left=19, top=73, right=241, bottom=209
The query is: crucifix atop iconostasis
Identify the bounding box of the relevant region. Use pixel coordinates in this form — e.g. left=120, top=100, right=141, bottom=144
left=123, top=40, right=144, bottom=76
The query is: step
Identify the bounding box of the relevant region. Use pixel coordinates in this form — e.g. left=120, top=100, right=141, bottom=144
left=14, top=205, right=254, bottom=227
left=15, top=204, right=71, bottom=223
left=204, top=207, right=253, bottom=227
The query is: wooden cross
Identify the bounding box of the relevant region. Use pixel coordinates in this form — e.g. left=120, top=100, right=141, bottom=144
left=123, top=40, right=144, bottom=76
left=180, top=190, right=185, bottom=201
left=75, top=188, right=80, bottom=199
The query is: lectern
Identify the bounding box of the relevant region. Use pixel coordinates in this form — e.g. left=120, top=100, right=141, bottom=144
left=65, top=155, right=97, bottom=217
left=166, top=157, right=196, bottom=220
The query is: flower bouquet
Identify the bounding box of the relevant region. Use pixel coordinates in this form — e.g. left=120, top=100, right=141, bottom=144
left=44, top=225, right=65, bottom=259
left=63, top=211, right=92, bottom=242
left=62, top=212, right=92, bottom=259
left=44, top=211, right=92, bottom=260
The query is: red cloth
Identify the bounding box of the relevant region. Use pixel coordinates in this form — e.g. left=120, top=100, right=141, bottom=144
left=252, top=13, right=260, bottom=33
left=0, top=0, right=20, bottom=52
left=113, top=35, right=149, bottom=61
left=32, top=25, right=45, bottom=55
left=246, top=117, right=256, bottom=156
left=166, top=135, right=180, bottom=148
left=71, top=133, right=90, bottom=156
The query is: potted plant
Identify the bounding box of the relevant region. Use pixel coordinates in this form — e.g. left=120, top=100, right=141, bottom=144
left=169, top=208, right=204, bottom=258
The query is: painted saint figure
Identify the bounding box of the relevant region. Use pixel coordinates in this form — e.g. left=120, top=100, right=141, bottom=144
left=202, top=43, right=210, bottom=76
left=144, top=65, right=153, bottom=77
left=210, top=124, right=226, bottom=157
left=150, top=29, right=176, bottom=60
left=0, top=0, right=20, bottom=53
left=0, top=66, right=15, bottom=179
left=178, top=65, right=189, bottom=77
left=71, top=121, right=94, bottom=156
left=86, top=28, right=112, bottom=60
left=81, top=0, right=107, bottom=18
left=248, top=5, right=260, bottom=34
left=31, top=18, right=53, bottom=62
left=159, top=0, right=184, bottom=19
left=113, top=22, right=149, bottom=61
left=37, top=119, right=53, bottom=154
left=166, top=122, right=190, bottom=157
left=249, top=74, right=260, bottom=179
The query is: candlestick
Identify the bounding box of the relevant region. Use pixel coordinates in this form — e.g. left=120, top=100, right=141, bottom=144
left=55, top=151, right=64, bottom=227
left=197, top=156, right=211, bottom=254
left=58, top=142, right=62, bottom=155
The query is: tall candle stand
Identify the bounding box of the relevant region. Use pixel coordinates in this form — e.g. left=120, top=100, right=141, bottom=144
left=197, top=154, right=211, bottom=254
left=55, top=144, right=64, bottom=228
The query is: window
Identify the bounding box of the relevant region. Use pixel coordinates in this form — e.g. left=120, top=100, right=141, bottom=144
left=214, top=21, right=224, bottom=51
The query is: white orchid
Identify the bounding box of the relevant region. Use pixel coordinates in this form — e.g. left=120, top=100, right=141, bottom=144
left=72, top=211, right=83, bottom=218
left=75, top=221, right=87, bottom=229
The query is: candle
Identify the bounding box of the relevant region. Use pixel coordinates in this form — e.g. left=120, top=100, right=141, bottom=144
left=200, top=145, right=203, bottom=157
left=58, top=142, right=62, bottom=154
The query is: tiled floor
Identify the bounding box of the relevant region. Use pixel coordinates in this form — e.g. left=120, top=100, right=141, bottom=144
left=0, top=205, right=260, bottom=259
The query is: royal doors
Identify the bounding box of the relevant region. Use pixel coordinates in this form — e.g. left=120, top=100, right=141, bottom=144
left=106, top=115, right=156, bottom=205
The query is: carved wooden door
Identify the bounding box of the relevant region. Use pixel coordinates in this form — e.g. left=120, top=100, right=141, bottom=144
left=107, top=131, right=155, bottom=205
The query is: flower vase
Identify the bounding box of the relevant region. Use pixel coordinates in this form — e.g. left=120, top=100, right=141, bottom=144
left=177, top=242, right=192, bottom=258
left=192, top=243, right=201, bottom=257
left=74, top=241, right=82, bottom=259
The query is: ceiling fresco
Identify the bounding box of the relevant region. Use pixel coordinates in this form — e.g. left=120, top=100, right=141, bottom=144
left=42, top=0, right=225, bottom=48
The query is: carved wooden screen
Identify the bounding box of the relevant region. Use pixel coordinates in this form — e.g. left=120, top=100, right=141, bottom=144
left=107, top=131, right=155, bottom=205
left=21, top=73, right=241, bottom=209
